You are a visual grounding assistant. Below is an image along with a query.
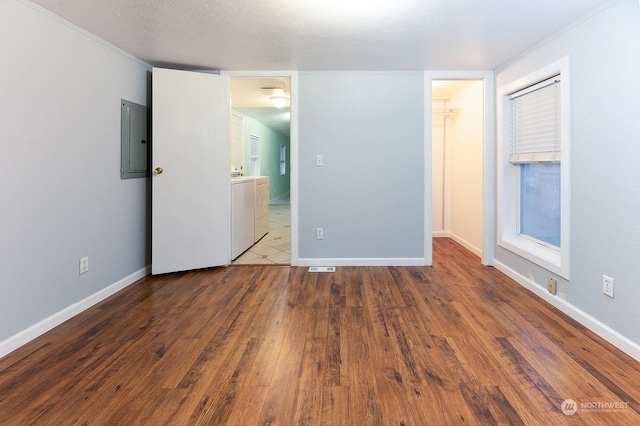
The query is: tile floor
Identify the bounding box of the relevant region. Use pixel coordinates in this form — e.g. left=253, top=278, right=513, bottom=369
left=232, top=203, right=291, bottom=265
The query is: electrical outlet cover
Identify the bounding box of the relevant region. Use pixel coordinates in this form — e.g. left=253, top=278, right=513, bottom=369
left=603, top=275, right=614, bottom=298
left=79, top=256, right=89, bottom=275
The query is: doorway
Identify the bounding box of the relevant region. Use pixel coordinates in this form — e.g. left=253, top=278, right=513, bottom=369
left=229, top=76, right=292, bottom=265
left=425, top=71, right=495, bottom=267
left=432, top=79, right=484, bottom=258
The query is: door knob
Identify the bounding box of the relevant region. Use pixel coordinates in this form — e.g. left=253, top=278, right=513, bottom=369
left=154, top=167, right=164, bottom=174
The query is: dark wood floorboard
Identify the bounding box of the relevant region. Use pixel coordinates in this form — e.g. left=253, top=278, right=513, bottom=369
left=1, top=238, right=639, bottom=425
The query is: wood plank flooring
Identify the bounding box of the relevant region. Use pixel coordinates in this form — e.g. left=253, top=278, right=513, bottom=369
left=1, top=238, right=639, bottom=425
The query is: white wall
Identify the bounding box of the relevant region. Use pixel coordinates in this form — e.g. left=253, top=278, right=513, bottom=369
left=449, top=81, right=483, bottom=256
left=298, top=72, right=425, bottom=264
left=0, top=1, right=151, bottom=352
left=495, top=0, right=640, bottom=350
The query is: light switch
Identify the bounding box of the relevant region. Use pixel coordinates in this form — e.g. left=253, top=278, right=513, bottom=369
left=316, top=155, right=324, bottom=167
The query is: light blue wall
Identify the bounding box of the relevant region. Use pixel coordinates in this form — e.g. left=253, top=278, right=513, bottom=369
left=233, top=110, right=291, bottom=201
left=0, top=1, right=150, bottom=343
left=495, top=0, right=640, bottom=344
left=298, top=72, right=424, bottom=260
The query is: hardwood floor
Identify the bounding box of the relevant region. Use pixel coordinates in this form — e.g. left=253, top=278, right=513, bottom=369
left=1, top=238, right=639, bottom=425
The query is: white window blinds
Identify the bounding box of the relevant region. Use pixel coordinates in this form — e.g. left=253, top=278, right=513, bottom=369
left=250, top=135, right=260, bottom=158
left=510, top=75, right=561, bottom=164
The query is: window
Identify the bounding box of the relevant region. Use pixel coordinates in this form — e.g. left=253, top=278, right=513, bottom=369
left=250, top=135, right=260, bottom=176
left=512, top=75, right=561, bottom=248
left=497, top=58, right=570, bottom=279
left=280, top=145, right=286, bottom=175
left=520, top=163, right=561, bottom=247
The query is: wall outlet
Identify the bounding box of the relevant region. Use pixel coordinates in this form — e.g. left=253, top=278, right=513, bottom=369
left=316, top=155, right=324, bottom=167
left=79, top=256, right=89, bottom=275
left=602, top=275, right=614, bottom=298
left=316, top=228, right=324, bottom=240
left=547, top=277, right=557, bottom=295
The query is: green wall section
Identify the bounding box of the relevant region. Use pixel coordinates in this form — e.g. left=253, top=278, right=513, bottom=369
left=232, top=110, right=290, bottom=202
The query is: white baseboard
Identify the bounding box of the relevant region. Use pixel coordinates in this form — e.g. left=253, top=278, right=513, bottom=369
left=494, top=260, right=640, bottom=363
left=0, top=265, right=151, bottom=359
left=297, top=258, right=427, bottom=267
left=432, top=231, right=450, bottom=238
left=450, top=233, right=482, bottom=258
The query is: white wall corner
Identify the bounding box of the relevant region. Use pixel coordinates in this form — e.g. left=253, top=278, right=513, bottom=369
left=494, top=260, right=640, bottom=363
left=0, top=266, right=151, bottom=359
left=450, top=233, right=482, bottom=258
left=18, top=0, right=152, bottom=70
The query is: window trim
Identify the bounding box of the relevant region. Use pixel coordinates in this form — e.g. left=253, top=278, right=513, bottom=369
left=497, top=57, right=571, bottom=279
left=280, top=144, right=287, bottom=176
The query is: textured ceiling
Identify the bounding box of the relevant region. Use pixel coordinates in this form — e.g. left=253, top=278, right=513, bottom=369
left=31, top=0, right=612, bottom=71
left=231, top=77, right=291, bottom=136
left=29, top=0, right=612, bottom=135
left=231, top=78, right=291, bottom=108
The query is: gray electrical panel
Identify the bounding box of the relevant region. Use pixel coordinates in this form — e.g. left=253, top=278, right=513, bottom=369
left=121, top=99, right=149, bottom=179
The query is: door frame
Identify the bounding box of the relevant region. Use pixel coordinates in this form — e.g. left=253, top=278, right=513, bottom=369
left=424, top=70, right=495, bottom=266
left=221, top=70, right=299, bottom=266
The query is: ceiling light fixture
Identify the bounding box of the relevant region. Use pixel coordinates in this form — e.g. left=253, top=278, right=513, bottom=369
left=270, top=95, right=289, bottom=108
left=263, top=87, right=289, bottom=108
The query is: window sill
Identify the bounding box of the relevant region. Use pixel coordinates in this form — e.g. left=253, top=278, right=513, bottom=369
left=499, top=235, right=568, bottom=279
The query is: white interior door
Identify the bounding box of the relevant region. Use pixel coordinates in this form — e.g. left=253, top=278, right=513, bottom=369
left=152, top=67, right=230, bottom=275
